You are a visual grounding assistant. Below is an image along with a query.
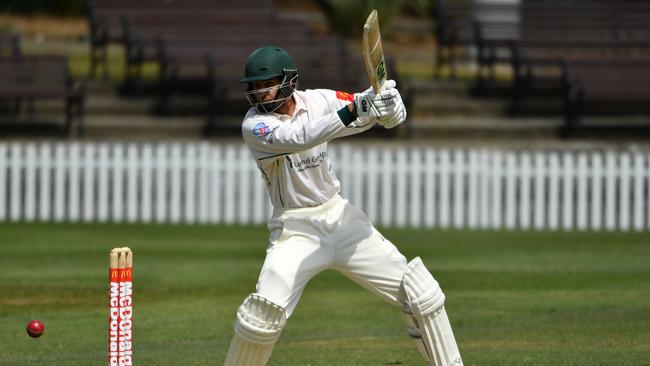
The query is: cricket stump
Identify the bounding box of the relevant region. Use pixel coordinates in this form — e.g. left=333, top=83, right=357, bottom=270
left=109, top=247, right=133, bottom=366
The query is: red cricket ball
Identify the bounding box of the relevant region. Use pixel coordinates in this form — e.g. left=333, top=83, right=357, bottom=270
left=26, top=320, right=45, bottom=338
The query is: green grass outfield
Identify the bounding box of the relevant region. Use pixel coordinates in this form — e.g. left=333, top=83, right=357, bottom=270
left=1, top=223, right=649, bottom=365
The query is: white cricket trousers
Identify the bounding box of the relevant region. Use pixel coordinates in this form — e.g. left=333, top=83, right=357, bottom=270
left=256, top=194, right=409, bottom=317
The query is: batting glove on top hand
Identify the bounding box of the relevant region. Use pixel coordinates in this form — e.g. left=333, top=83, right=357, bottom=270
left=353, top=80, right=397, bottom=120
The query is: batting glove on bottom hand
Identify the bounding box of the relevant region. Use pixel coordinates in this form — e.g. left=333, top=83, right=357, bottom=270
left=376, top=92, right=406, bottom=129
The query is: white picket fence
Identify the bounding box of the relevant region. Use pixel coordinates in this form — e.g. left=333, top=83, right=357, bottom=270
left=0, top=142, right=648, bottom=231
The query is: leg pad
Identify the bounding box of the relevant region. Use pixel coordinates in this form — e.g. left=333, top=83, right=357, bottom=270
left=403, top=257, right=463, bottom=366
left=224, top=294, right=287, bottom=366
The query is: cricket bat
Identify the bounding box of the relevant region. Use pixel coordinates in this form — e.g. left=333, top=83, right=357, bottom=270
left=362, top=9, right=387, bottom=93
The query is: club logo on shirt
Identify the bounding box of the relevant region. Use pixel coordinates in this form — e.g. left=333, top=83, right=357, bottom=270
left=336, top=91, right=354, bottom=102
left=253, top=122, right=270, bottom=137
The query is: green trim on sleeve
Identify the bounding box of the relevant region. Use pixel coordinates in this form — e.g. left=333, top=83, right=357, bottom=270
left=337, top=106, right=356, bottom=126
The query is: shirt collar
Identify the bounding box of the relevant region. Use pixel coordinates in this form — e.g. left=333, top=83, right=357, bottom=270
left=293, top=92, right=307, bottom=114
left=270, top=93, right=306, bottom=121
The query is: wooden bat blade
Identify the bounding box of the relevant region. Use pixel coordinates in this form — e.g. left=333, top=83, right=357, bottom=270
left=362, top=9, right=387, bottom=93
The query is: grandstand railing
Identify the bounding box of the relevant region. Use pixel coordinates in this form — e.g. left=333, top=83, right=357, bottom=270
left=0, top=142, right=648, bottom=231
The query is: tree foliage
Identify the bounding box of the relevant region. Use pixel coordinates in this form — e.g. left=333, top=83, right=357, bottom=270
left=312, top=0, right=406, bottom=37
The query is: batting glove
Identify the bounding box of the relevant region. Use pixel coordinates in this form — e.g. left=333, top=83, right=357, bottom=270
left=376, top=87, right=407, bottom=129
left=353, top=81, right=397, bottom=120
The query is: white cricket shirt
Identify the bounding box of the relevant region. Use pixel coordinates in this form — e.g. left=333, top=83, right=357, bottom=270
left=242, top=89, right=374, bottom=209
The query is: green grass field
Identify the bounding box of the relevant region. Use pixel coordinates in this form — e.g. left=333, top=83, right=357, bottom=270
left=1, top=223, right=649, bottom=365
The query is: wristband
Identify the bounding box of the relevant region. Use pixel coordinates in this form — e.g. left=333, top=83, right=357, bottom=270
left=337, top=105, right=356, bottom=126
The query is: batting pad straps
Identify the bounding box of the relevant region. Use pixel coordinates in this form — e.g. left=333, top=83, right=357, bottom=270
left=402, top=310, right=433, bottom=362
left=224, top=294, right=287, bottom=366
left=403, top=257, right=445, bottom=318
left=235, top=294, right=287, bottom=344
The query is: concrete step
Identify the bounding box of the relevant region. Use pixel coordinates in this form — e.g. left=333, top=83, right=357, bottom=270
left=85, top=81, right=122, bottom=96
left=85, top=115, right=204, bottom=140
left=405, top=79, right=510, bottom=117
left=411, top=94, right=507, bottom=117
left=83, top=114, right=243, bottom=140
left=407, top=115, right=564, bottom=141
left=406, top=79, right=471, bottom=95
left=25, top=95, right=154, bottom=116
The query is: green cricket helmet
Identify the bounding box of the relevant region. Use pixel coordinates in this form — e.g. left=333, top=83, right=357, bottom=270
left=241, top=46, right=299, bottom=113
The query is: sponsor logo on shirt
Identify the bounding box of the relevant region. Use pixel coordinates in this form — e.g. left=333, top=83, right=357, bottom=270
left=253, top=122, right=270, bottom=137
left=286, top=152, right=327, bottom=172
left=336, top=91, right=354, bottom=102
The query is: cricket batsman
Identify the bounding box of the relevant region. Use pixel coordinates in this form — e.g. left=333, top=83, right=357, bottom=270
left=224, top=46, right=463, bottom=366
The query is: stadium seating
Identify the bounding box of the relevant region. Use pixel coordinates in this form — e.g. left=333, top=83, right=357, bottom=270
left=86, top=0, right=366, bottom=134
left=0, top=34, right=20, bottom=57
left=0, top=35, right=85, bottom=136
left=510, top=0, right=650, bottom=135
left=431, top=0, right=519, bottom=80
left=435, top=0, right=650, bottom=135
